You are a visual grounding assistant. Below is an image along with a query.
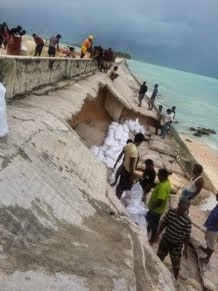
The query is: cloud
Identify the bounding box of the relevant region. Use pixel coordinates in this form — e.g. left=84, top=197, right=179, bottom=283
left=1, top=0, right=218, bottom=77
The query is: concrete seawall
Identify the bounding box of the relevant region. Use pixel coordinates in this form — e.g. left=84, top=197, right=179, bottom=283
left=0, top=56, right=98, bottom=102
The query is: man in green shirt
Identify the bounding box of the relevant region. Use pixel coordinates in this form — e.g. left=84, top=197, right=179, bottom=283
left=147, top=168, right=171, bottom=243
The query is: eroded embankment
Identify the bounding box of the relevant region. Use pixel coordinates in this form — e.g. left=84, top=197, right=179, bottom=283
left=0, top=63, right=180, bottom=290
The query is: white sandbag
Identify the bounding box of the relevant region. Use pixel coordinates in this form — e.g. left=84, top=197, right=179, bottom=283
left=97, top=150, right=105, bottom=161
left=137, top=215, right=148, bottom=230
left=108, top=170, right=116, bottom=184
left=134, top=118, right=141, bottom=133
left=90, top=146, right=99, bottom=157
left=0, top=83, right=8, bottom=137
left=139, top=126, right=145, bottom=134
left=122, top=124, right=129, bottom=133
left=104, top=157, right=114, bottom=169
left=104, top=137, right=115, bottom=147
left=130, top=182, right=143, bottom=200
left=128, top=120, right=135, bottom=131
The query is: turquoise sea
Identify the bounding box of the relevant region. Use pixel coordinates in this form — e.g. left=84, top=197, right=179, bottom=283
left=128, top=60, right=218, bottom=150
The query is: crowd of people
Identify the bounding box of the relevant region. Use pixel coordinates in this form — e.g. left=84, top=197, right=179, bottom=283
left=1, top=21, right=217, bottom=282
left=111, top=107, right=217, bottom=279
left=0, top=23, right=116, bottom=67
left=138, top=81, right=177, bottom=139
left=0, top=23, right=26, bottom=55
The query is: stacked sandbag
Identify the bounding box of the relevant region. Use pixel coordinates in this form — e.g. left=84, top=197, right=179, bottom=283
left=123, top=182, right=148, bottom=233
left=90, top=119, right=147, bottom=169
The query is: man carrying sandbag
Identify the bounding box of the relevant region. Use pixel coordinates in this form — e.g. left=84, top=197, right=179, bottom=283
left=116, top=133, right=145, bottom=199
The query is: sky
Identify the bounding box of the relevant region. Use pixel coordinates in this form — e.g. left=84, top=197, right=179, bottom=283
left=1, top=0, right=218, bottom=78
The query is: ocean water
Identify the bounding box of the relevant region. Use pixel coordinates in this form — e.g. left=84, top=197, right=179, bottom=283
left=128, top=60, right=218, bottom=149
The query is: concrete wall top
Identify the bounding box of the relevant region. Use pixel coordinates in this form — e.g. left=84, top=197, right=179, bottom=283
left=0, top=56, right=98, bottom=102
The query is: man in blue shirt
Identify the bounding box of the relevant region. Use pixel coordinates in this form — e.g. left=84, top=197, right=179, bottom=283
left=200, top=193, right=218, bottom=263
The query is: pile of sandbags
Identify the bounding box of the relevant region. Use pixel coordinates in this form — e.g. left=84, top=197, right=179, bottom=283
left=91, top=119, right=147, bottom=169
left=123, top=182, right=148, bottom=233
left=91, top=120, right=148, bottom=235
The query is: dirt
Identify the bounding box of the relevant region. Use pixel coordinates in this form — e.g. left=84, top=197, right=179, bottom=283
left=68, top=88, right=112, bottom=147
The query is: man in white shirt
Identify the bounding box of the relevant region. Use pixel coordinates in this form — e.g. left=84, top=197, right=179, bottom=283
left=171, top=106, right=176, bottom=120
left=160, top=109, right=173, bottom=139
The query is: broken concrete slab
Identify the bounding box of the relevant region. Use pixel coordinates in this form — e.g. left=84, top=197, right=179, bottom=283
left=160, top=154, right=184, bottom=176
left=169, top=173, right=189, bottom=191
left=140, top=149, right=164, bottom=169
left=149, top=138, right=178, bottom=158
left=195, top=243, right=218, bottom=291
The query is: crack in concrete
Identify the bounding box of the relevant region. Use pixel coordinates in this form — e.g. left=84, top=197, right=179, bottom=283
left=11, top=115, right=35, bottom=122
left=0, top=128, right=44, bottom=171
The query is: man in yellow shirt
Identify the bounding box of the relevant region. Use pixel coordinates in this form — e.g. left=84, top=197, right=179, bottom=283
left=116, top=133, right=145, bottom=199
left=81, top=35, right=93, bottom=58
left=147, top=168, right=171, bottom=243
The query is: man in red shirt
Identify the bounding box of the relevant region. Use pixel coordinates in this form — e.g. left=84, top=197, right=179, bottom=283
left=32, top=33, right=44, bottom=57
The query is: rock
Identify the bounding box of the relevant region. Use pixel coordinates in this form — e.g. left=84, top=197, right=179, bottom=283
left=161, top=154, right=184, bottom=176
left=197, top=129, right=210, bottom=136
left=140, top=149, right=164, bottom=169
left=185, top=139, right=192, bottom=143
left=189, top=127, right=197, bottom=132
left=198, top=127, right=216, bottom=135
left=194, top=132, right=202, bottom=137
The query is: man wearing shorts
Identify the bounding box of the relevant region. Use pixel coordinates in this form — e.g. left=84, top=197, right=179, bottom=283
left=147, top=168, right=171, bottom=242
left=138, top=81, right=148, bottom=107
left=32, top=33, right=44, bottom=56
left=151, top=198, right=192, bottom=280
left=116, top=133, right=145, bottom=199
left=200, top=193, right=218, bottom=263
left=48, top=34, right=61, bottom=57
left=148, top=84, right=158, bottom=110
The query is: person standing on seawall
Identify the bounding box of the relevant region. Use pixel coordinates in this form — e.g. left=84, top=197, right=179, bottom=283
left=80, top=35, right=93, bottom=58
left=148, top=84, right=158, bottom=110
left=48, top=34, right=61, bottom=57
left=151, top=198, right=192, bottom=280
left=138, top=81, right=148, bottom=107
left=160, top=108, right=173, bottom=139
left=111, top=139, right=133, bottom=187
left=116, top=133, right=145, bottom=199
left=139, top=159, right=156, bottom=201
left=199, top=193, right=218, bottom=264
left=32, top=33, right=44, bottom=56
left=155, top=105, right=163, bottom=135
left=147, top=168, right=171, bottom=243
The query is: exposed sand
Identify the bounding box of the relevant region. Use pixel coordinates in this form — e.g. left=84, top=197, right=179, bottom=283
left=181, top=134, right=218, bottom=190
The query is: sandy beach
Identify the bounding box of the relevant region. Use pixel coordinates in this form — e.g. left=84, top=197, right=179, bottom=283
left=181, top=134, right=218, bottom=190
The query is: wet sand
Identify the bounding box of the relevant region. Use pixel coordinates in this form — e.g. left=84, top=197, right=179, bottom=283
left=181, top=134, right=218, bottom=190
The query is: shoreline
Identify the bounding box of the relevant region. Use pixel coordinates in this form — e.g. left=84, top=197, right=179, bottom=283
left=181, top=134, right=218, bottom=190
left=126, top=64, right=217, bottom=192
